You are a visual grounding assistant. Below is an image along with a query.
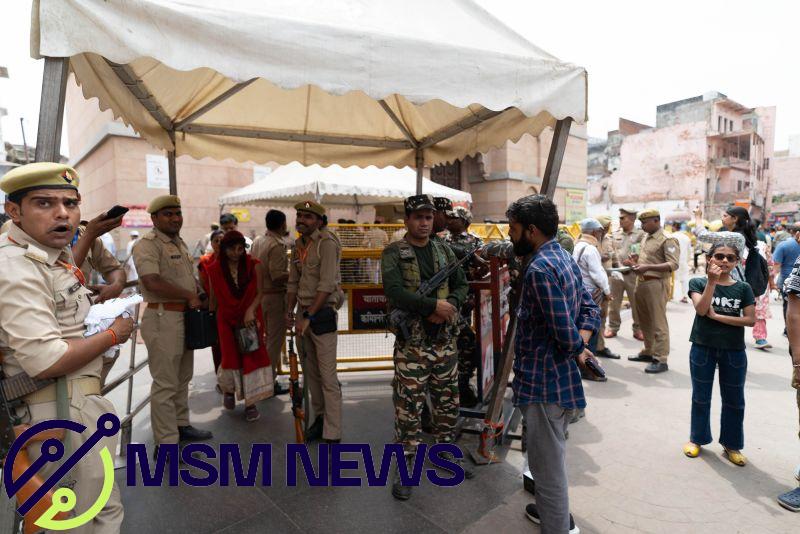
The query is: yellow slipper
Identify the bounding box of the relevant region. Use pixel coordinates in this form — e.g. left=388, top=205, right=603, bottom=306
left=683, top=442, right=701, bottom=458
left=723, top=448, right=747, bottom=466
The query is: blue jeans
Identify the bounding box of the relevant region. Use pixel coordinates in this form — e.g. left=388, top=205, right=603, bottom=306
left=689, top=344, right=747, bottom=450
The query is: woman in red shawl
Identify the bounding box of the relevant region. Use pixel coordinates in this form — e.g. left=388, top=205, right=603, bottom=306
left=198, top=229, right=224, bottom=377
left=206, top=231, right=273, bottom=422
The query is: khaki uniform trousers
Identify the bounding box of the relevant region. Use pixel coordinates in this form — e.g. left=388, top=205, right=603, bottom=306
left=261, top=292, right=287, bottom=380
left=24, top=387, right=124, bottom=534
left=297, top=315, right=342, bottom=441
left=141, top=307, right=194, bottom=445
left=609, top=271, right=640, bottom=333
left=596, top=297, right=610, bottom=352
left=634, top=278, right=671, bottom=363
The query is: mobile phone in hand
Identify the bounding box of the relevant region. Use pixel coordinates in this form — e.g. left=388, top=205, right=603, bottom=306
left=104, top=205, right=129, bottom=220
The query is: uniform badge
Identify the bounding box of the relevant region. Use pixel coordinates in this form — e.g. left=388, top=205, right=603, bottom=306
left=667, top=246, right=676, bottom=253
left=305, top=202, right=311, bottom=208
left=68, top=282, right=82, bottom=294
left=170, top=254, right=182, bottom=259
left=61, top=171, right=74, bottom=184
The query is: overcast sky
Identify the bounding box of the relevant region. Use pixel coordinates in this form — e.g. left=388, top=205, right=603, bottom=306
left=1, top=0, right=798, bottom=157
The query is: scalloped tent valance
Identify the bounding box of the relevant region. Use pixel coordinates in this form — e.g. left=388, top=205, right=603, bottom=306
left=31, top=0, right=586, bottom=191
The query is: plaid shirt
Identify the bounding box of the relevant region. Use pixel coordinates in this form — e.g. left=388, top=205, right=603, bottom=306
left=513, top=239, right=601, bottom=409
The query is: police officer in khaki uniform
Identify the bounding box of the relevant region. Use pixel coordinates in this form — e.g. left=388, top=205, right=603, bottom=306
left=0, top=162, right=133, bottom=533
left=251, top=209, right=290, bottom=395
left=626, top=209, right=679, bottom=373
left=133, top=195, right=212, bottom=452
left=286, top=200, right=344, bottom=443
left=607, top=208, right=645, bottom=340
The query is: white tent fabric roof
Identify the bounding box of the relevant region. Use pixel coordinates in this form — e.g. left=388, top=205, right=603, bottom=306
left=32, top=0, right=587, bottom=170
left=219, top=162, right=471, bottom=207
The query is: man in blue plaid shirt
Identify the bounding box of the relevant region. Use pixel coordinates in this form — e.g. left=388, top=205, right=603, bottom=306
left=506, top=195, right=601, bottom=534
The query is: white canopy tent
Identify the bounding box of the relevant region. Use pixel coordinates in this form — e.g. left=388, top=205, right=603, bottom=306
left=219, top=162, right=471, bottom=208
left=30, top=0, right=586, bottom=198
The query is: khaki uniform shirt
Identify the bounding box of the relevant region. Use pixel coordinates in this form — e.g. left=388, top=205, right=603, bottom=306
left=132, top=228, right=196, bottom=302
left=639, top=228, right=680, bottom=279
left=288, top=228, right=342, bottom=308
left=251, top=231, right=289, bottom=292
left=613, top=227, right=645, bottom=263
left=0, top=224, right=99, bottom=380
left=77, top=226, right=124, bottom=282
left=600, top=234, right=616, bottom=270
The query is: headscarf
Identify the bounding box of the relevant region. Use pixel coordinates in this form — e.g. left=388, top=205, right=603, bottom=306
left=219, top=231, right=250, bottom=298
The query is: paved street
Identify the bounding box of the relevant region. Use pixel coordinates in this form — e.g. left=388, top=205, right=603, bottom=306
left=106, top=298, right=799, bottom=533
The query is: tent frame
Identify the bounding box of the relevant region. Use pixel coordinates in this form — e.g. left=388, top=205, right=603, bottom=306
left=35, top=56, right=572, bottom=199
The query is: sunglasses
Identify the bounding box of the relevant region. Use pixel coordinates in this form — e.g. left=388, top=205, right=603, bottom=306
left=712, top=253, right=738, bottom=262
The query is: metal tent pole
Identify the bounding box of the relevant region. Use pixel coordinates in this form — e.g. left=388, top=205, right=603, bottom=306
left=168, top=130, right=177, bottom=195
left=540, top=118, right=572, bottom=200
left=415, top=148, right=424, bottom=194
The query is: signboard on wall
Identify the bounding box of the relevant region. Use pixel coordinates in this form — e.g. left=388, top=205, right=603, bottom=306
left=349, top=287, right=387, bottom=331
left=565, top=188, right=586, bottom=224
left=230, top=207, right=251, bottom=223
left=120, top=205, right=152, bottom=228
left=146, top=154, right=169, bottom=189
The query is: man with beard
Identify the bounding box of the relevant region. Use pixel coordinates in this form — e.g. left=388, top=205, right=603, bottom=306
left=134, top=195, right=214, bottom=456
left=0, top=162, right=134, bottom=530
left=382, top=194, right=471, bottom=501
left=286, top=200, right=344, bottom=443
left=506, top=194, right=600, bottom=534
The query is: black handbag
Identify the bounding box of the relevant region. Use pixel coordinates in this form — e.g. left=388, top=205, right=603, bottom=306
left=309, top=307, right=337, bottom=335
left=185, top=309, right=218, bottom=350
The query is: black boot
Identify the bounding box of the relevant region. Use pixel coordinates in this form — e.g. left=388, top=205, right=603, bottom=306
left=392, top=453, right=416, bottom=500
left=595, top=347, right=620, bottom=359
left=305, top=415, right=324, bottom=443
left=459, top=380, right=479, bottom=408
left=273, top=382, right=290, bottom=395
left=178, top=425, right=213, bottom=442
left=436, top=445, right=475, bottom=479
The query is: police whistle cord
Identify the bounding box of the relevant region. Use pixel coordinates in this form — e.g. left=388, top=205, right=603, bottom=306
left=386, top=245, right=479, bottom=339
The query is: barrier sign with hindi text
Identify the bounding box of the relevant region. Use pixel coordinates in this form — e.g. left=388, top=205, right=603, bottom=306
left=349, top=287, right=387, bottom=332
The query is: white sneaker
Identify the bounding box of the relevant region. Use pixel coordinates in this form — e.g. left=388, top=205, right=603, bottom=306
left=525, top=503, right=579, bottom=534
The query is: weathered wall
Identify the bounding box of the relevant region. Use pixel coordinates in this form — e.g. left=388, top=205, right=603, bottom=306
left=608, top=121, right=708, bottom=204
left=772, top=154, right=800, bottom=197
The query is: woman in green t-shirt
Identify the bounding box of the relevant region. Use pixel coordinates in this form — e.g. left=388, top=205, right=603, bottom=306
left=684, top=243, right=755, bottom=466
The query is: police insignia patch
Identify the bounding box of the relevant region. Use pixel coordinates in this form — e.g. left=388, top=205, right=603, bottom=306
left=61, top=171, right=73, bottom=184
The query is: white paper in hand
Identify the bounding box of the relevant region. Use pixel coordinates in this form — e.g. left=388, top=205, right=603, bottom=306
left=84, top=294, right=143, bottom=357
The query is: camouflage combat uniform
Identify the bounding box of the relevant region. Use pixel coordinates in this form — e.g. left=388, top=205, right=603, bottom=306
left=381, top=215, right=468, bottom=452
left=445, top=215, right=484, bottom=399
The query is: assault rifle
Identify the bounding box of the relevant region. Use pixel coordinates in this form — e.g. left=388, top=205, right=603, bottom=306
left=287, top=333, right=305, bottom=444
left=0, top=366, right=69, bottom=532
left=386, top=244, right=479, bottom=340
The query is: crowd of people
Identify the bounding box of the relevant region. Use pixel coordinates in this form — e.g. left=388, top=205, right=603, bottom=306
left=0, top=160, right=798, bottom=533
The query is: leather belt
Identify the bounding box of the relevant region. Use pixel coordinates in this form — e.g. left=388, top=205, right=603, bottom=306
left=25, top=377, right=101, bottom=405
left=148, top=302, right=187, bottom=312
left=638, top=275, right=664, bottom=282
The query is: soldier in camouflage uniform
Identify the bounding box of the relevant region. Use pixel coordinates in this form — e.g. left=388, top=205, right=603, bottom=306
left=382, top=194, right=471, bottom=501
left=445, top=207, right=483, bottom=407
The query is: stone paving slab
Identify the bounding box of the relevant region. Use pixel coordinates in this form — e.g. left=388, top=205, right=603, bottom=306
left=107, top=299, right=799, bottom=533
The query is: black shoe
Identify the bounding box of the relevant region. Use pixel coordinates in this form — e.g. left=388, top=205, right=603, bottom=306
left=154, top=444, right=193, bottom=465
left=420, top=404, right=433, bottom=434
left=273, top=382, right=290, bottom=396
left=392, top=453, right=415, bottom=501
left=580, top=369, right=607, bottom=382
left=305, top=415, right=324, bottom=443
left=628, top=354, right=654, bottom=362
left=436, top=445, right=475, bottom=479
left=595, top=348, right=620, bottom=360
left=178, top=425, right=213, bottom=442
left=459, top=385, right=479, bottom=408
left=525, top=503, right=579, bottom=534
left=644, top=362, right=669, bottom=374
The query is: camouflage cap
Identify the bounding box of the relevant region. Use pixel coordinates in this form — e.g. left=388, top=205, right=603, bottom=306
left=433, top=197, right=453, bottom=211
left=447, top=206, right=473, bottom=224
left=638, top=208, right=660, bottom=220
left=404, top=194, right=435, bottom=213
left=294, top=200, right=325, bottom=217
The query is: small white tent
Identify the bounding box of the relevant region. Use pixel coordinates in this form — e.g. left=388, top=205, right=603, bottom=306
left=219, top=162, right=471, bottom=208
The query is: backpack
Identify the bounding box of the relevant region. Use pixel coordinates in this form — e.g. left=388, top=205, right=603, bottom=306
left=743, top=246, right=769, bottom=296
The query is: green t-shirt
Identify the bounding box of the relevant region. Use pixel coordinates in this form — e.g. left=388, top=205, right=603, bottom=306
left=688, top=277, right=755, bottom=350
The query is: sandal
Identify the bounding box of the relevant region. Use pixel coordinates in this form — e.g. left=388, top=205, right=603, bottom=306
left=723, top=447, right=747, bottom=466
left=683, top=442, right=700, bottom=458
left=777, top=487, right=800, bottom=512
left=223, top=393, right=235, bottom=410
left=244, top=405, right=260, bottom=422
